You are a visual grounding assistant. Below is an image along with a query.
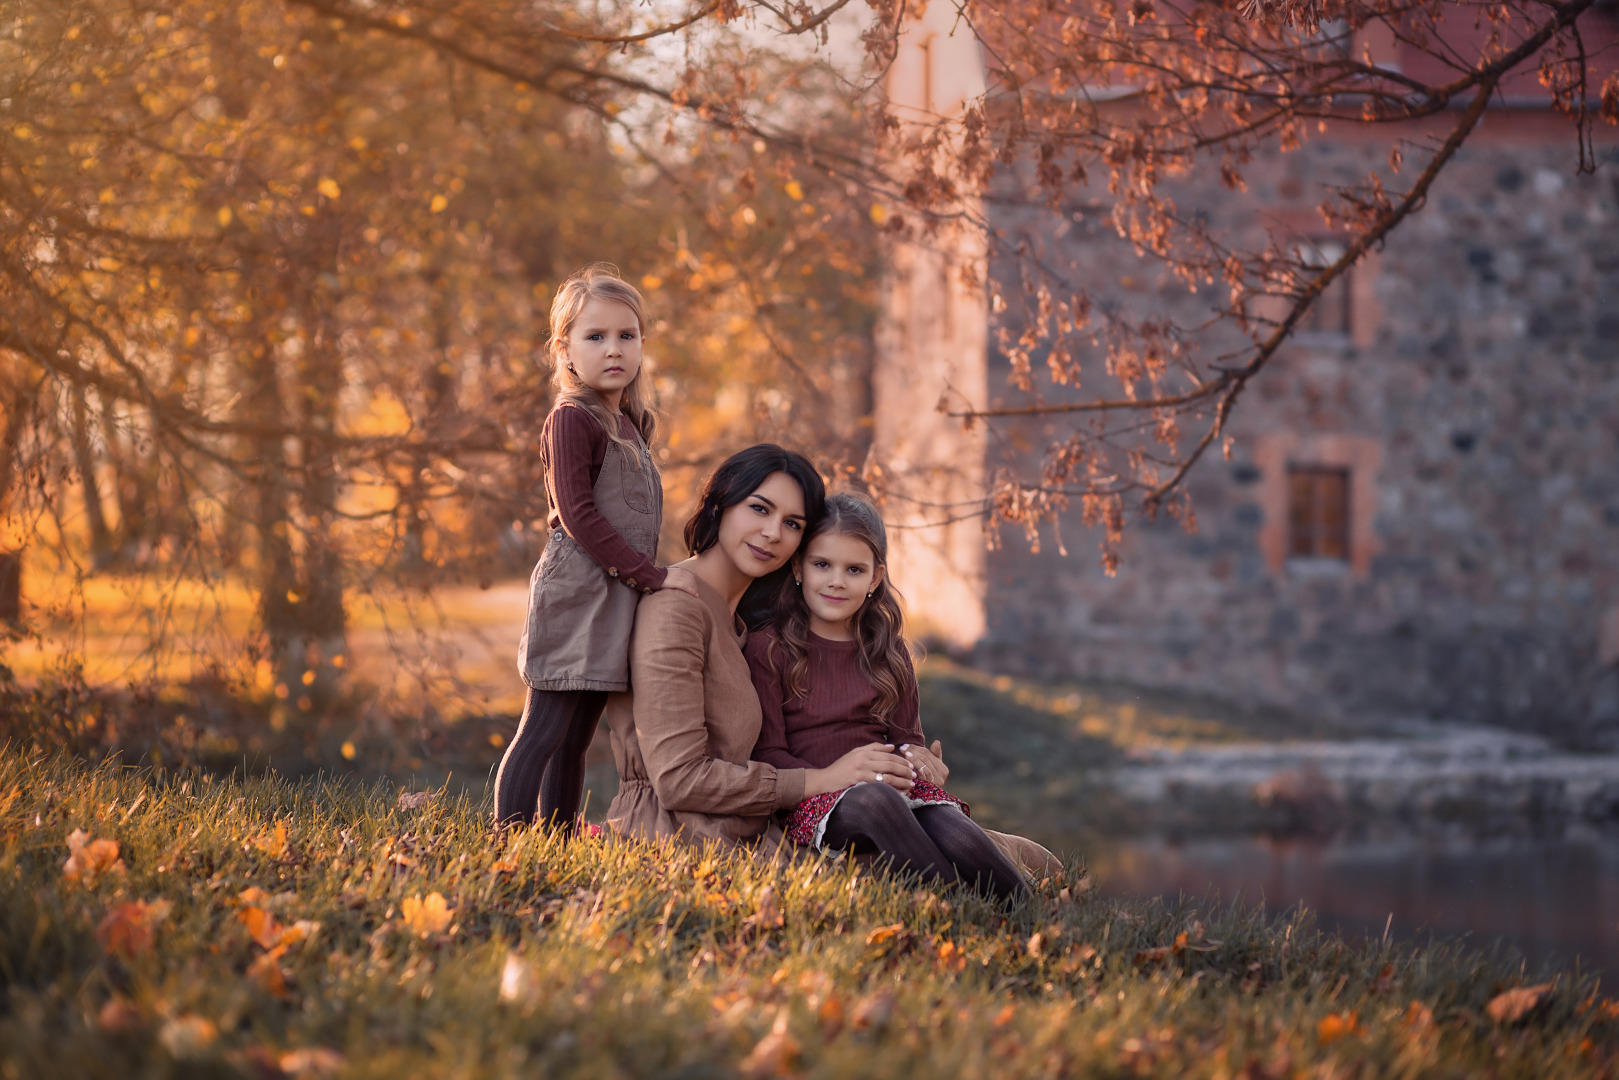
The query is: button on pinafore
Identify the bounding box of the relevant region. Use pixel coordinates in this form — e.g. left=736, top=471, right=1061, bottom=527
left=518, top=428, right=663, bottom=692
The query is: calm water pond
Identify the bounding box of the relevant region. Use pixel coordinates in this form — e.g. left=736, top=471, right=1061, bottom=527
left=1082, top=830, right=1619, bottom=977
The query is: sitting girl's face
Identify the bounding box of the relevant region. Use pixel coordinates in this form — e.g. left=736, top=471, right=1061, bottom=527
left=797, top=531, right=884, bottom=640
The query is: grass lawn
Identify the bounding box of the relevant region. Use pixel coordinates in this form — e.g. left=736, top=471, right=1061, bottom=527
left=1, top=751, right=1612, bottom=1078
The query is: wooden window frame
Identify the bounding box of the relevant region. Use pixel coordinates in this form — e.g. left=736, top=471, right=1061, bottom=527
left=1287, top=465, right=1351, bottom=562
left=1296, top=239, right=1352, bottom=337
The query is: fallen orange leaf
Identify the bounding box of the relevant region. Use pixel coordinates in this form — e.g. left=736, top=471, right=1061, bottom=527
left=63, top=830, right=125, bottom=884
left=1487, top=982, right=1555, bottom=1024
left=864, top=923, right=906, bottom=947
left=158, top=1015, right=217, bottom=1058
left=97, top=997, right=142, bottom=1033
left=739, top=1009, right=800, bottom=1077
left=400, top=891, right=454, bottom=936
left=97, top=899, right=172, bottom=957
left=280, top=1047, right=346, bottom=1076
left=1317, top=1011, right=1361, bottom=1044
left=247, top=950, right=288, bottom=997
left=851, top=989, right=895, bottom=1031
left=239, top=905, right=284, bottom=949
left=818, top=992, right=845, bottom=1037
left=937, top=940, right=968, bottom=972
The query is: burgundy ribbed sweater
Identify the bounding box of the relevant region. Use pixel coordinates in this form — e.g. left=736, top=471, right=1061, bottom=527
left=745, top=627, right=925, bottom=771
left=543, top=402, right=665, bottom=592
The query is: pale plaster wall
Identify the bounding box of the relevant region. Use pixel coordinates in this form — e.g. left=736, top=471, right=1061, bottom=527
left=871, top=6, right=991, bottom=647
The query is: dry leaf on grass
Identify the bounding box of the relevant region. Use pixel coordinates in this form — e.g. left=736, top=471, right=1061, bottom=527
left=817, top=992, right=845, bottom=1038
left=280, top=1048, right=346, bottom=1076
left=499, top=953, right=536, bottom=1003
left=1403, top=1001, right=1435, bottom=1034
left=401, top=891, right=454, bottom=936
left=247, top=950, right=289, bottom=997
left=96, top=997, right=142, bottom=1034
left=1317, top=1011, right=1361, bottom=1044
left=852, top=990, right=895, bottom=1031
left=63, top=829, right=125, bottom=884
left=739, top=1009, right=800, bottom=1077
left=1487, top=982, right=1556, bottom=1024
left=96, top=899, right=172, bottom=957
left=864, top=923, right=906, bottom=947
left=239, top=905, right=320, bottom=951
left=747, top=885, right=784, bottom=930
left=252, top=822, right=289, bottom=858
left=158, top=1015, right=217, bottom=1059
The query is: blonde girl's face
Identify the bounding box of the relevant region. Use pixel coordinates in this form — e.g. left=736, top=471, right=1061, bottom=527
left=797, top=531, right=884, bottom=641
left=561, top=297, right=643, bottom=400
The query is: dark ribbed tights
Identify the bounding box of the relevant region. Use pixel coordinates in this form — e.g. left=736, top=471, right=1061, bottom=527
left=493, top=688, right=607, bottom=832
left=912, top=805, right=1028, bottom=901
left=821, top=783, right=1028, bottom=901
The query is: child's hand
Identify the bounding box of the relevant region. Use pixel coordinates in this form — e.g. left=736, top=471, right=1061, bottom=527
left=900, top=741, right=949, bottom=785
left=808, top=744, right=915, bottom=797
left=659, top=566, right=700, bottom=598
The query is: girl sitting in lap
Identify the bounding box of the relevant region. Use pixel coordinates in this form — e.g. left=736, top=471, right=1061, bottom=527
left=746, top=493, right=1028, bottom=900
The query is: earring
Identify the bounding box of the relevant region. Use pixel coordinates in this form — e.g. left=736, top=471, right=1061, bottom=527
left=866, top=591, right=873, bottom=598
left=567, top=363, right=576, bottom=373
left=794, top=578, right=802, bottom=586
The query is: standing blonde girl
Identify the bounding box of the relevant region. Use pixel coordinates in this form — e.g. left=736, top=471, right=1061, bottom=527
left=497, top=264, right=697, bottom=833
left=747, top=493, right=1030, bottom=899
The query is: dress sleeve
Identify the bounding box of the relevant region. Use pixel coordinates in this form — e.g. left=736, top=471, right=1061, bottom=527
left=746, top=631, right=819, bottom=771
left=884, top=648, right=927, bottom=749
left=631, top=596, right=805, bottom=815
left=545, top=405, right=667, bottom=593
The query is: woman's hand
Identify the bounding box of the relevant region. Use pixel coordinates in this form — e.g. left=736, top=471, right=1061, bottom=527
left=900, top=740, right=949, bottom=786
left=805, top=743, right=915, bottom=798
left=658, top=566, right=701, bottom=598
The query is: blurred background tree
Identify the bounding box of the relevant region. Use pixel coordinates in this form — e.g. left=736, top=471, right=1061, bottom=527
left=2, top=0, right=1610, bottom=745
left=0, top=0, right=881, bottom=732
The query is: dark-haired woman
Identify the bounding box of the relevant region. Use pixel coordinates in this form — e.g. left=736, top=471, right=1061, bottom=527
left=603, top=445, right=920, bottom=845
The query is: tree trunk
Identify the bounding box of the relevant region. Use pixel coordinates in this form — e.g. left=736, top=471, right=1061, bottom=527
left=69, top=386, right=115, bottom=570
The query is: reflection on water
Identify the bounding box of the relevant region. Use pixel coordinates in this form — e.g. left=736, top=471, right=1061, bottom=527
left=1085, top=830, right=1619, bottom=977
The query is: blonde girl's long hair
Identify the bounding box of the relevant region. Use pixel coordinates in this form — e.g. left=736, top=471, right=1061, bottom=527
left=544, top=262, right=657, bottom=456
left=768, top=492, right=913, bottom=726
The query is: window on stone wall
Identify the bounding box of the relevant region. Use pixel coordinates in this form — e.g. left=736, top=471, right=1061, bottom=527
left=1296, top=239, right=1351, bottom=336
left=1288, top=466, right=1350, bottom=560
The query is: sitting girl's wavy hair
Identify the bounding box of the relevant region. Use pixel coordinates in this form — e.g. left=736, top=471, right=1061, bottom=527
left=768, top=492, right=911, bottom=725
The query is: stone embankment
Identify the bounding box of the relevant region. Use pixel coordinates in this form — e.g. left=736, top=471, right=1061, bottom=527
left=1103, top=723, right=1619, bottom=835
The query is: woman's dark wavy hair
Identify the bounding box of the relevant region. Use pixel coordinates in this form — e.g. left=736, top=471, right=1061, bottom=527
left=764, top=492, right=913, bottom=726
left=682, top=443, right=826, bottom=629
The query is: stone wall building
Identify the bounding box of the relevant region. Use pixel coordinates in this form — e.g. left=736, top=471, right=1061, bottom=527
left=874, top=7, right=1619, bottom=744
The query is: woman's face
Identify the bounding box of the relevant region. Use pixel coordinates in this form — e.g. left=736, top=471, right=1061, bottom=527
left=714, top=471, right=807, bottom=579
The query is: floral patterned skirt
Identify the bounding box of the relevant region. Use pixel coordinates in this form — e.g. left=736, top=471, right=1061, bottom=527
left=785, top=780, right=969, bottom=852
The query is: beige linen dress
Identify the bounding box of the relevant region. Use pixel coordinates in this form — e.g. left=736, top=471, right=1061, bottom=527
left=518, top=426, right=662, bottom=692
left=604, top=576, right=806, bottom=846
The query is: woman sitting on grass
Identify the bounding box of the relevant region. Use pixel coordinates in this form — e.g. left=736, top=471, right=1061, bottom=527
left=602, top=445, right=920, bottom=846
left=602, top=447, right=1058, bottom=887
left=746, top=493, right=1032, bottom=901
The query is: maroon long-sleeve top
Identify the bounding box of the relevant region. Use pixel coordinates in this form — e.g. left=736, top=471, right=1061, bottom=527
left=543, top=402, right=666, bottom=593
left=745, top=627, right=925, bottom=771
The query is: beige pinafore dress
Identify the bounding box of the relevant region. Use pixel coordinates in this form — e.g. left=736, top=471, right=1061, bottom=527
left=518, top=426, right=663, bottom=692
